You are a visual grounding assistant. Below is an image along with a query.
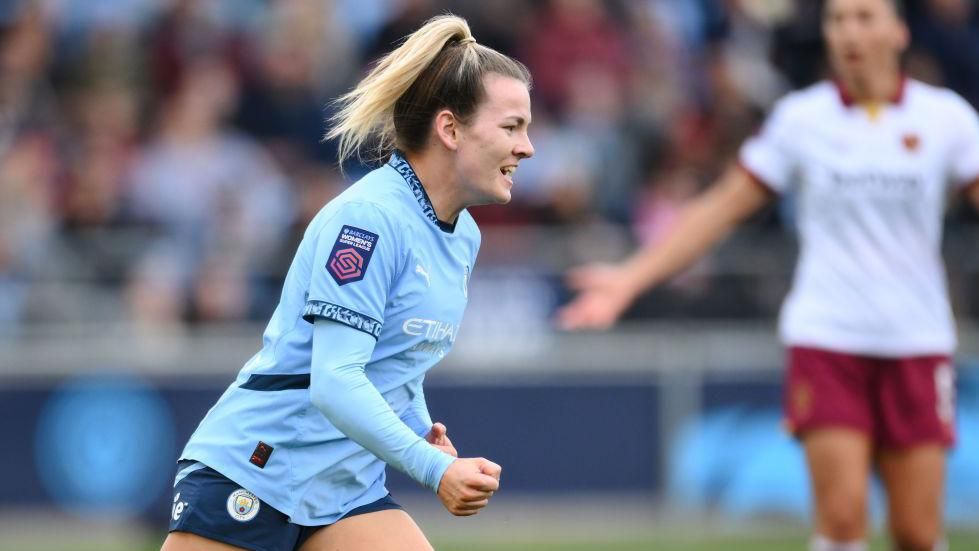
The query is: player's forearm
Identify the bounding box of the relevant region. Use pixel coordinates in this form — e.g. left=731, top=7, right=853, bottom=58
left=310, top=367, right=452, bottom=490
left=620, top=167, right=768, bottom=298
left=310, top=321, right=454, bottom=491
left=620, top=196, right=734, bottom=296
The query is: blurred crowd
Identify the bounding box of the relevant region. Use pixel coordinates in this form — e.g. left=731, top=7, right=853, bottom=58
left=1, top=0, right=978, bottom=328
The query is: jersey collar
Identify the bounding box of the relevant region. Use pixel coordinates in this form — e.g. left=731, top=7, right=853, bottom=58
left=388, top=150, right=457, bottom=233
left=834, top=75, right=907, bottom=107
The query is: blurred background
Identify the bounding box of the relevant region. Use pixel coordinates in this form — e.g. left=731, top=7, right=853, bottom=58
left=2, top=0, right=979, bottom=549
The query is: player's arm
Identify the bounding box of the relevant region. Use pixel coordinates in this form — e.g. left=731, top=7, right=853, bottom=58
left=304, top=201, right=497, bottom=514
left=616, top=165, right=772, bottom=299
left=309, top=321, right=493, bottom=515
left=946, top=92, right=979, bottom=211
left=309, top=321, right=452, bottom=487
left=558, top=165, right=772, bottom=330
left=303, top=202, right=439, bottom=484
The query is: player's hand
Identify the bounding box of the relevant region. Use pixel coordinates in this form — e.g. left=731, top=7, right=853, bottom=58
left=436, top=457, right=501, bottom=516
left=425, top=422, right=457, bottom=457
left=557, top=263, right=637, bottom=330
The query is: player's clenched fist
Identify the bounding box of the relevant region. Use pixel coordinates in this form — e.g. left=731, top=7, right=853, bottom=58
left=436, top=458, right=501, bottom=516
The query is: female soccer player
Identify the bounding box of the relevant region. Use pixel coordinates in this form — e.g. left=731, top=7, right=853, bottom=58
left=161, top=15, right=533, bottom=551
left=559, top=1, right=979, bottom=550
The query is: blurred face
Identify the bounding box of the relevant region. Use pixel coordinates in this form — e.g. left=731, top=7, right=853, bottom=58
left=454, top=73, right=534, bottom=205
left=823, top=0, right=908, bottom=81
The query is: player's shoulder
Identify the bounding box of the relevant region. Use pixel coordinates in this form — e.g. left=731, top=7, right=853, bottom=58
left=321, top=165, right=412, bottom=223
left=904, top=79, right=977, bottom=116
left=342, top=163, right=415, bottom=214
left=300, top=166, right=412, bottom=250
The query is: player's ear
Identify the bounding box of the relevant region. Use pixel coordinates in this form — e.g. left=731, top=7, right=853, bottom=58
left=433, top=109, right=460, bottom=151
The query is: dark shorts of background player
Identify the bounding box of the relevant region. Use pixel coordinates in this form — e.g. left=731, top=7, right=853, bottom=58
left=168, top=463, right=404, bottom=551
left=784, top=346, right=956, bottom=449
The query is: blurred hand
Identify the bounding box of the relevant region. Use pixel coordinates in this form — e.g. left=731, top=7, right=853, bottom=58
left=425, top=422, right=457, bottom=457
left=557, top=263, right=637, bottom=331
left=436, top=458, right=501, bottom=516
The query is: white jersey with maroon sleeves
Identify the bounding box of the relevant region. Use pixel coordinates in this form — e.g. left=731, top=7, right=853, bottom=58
left=739, top=79, right=979, bottom=357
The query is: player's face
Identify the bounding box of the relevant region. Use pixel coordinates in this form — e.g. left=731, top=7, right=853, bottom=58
left=823, top=0, right=908, bottom=81
left=455, top=73, right=534, bottom=206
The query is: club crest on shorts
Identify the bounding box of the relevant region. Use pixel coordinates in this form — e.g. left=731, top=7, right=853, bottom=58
left=227, top=488, right=260, bottom=522
left=327, top=225, right=379, bottom=286
left=792, top=382, right=813, bottom=420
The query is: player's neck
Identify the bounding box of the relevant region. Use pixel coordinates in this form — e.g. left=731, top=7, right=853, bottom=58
left=404, top=150, right=464, bottom=225
left=840, top=69, right=902, bottom=105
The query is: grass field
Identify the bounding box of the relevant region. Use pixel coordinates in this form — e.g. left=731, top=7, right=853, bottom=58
left=433, top=533, right=979, bottom=551
left=4, top=498, right=979, bottom=551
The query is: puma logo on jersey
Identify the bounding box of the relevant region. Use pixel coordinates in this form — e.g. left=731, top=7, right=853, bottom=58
left=415, top=264, right=430, bottom=287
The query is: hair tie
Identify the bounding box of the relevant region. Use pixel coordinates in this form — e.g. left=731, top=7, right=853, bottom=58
left=459, top=36, right=476, bottom=45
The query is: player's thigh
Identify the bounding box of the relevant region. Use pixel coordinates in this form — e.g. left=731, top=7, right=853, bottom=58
left=803, top=428, right=872, bottom=537
left=877, top=445, right=946, bottom=544
left=161, top=531, right=249, bottom=551
left=804, top=428, right=873, bottom=498
left=298, top=509, right=433, bottom=551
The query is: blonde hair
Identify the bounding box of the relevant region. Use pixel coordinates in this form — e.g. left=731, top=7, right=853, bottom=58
left=325, top=14, right=530, bottom=164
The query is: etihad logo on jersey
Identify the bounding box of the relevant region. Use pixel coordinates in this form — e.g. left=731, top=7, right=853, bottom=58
left=402, top=318, right=458, bottom=341
left=403, top=318, right=459, bottom=358
left=830, top=170, right=922, bottom=195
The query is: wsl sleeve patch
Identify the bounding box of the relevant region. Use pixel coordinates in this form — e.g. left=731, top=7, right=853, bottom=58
left=326, top=225, right=379, bottom=286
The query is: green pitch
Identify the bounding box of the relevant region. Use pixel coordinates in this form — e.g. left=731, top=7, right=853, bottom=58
left=433, top=533, right=979, bottom=551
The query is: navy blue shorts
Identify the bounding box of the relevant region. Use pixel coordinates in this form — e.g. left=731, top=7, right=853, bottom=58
left=168, top=463, right=403, bottom=551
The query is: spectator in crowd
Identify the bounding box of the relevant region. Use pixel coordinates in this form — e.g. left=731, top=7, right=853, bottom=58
left=125, top=55, right=294, bottom=324
left=1, top=0, right=978, bottom=328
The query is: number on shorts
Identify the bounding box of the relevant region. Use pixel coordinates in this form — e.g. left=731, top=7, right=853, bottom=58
left=934, top=362, right=955, bottom=425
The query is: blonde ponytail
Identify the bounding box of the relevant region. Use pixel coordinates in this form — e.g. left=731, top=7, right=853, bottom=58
left=326, top=15, right=474, bottom=163
left=325, top=14, right=530, bottom=165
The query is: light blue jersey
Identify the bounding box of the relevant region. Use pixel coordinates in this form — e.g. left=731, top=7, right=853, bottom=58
left=179, top=152, right=480, bottom=525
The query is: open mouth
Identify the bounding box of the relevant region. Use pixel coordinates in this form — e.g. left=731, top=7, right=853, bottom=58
left=500, top=165, right=517, bottom=182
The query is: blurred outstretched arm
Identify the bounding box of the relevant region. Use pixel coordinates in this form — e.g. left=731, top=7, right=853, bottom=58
left=557, top=165, right=774, bottom=331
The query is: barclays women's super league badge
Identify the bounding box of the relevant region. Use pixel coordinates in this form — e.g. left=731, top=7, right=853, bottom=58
left=327, top=225, right=379, bottom=286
